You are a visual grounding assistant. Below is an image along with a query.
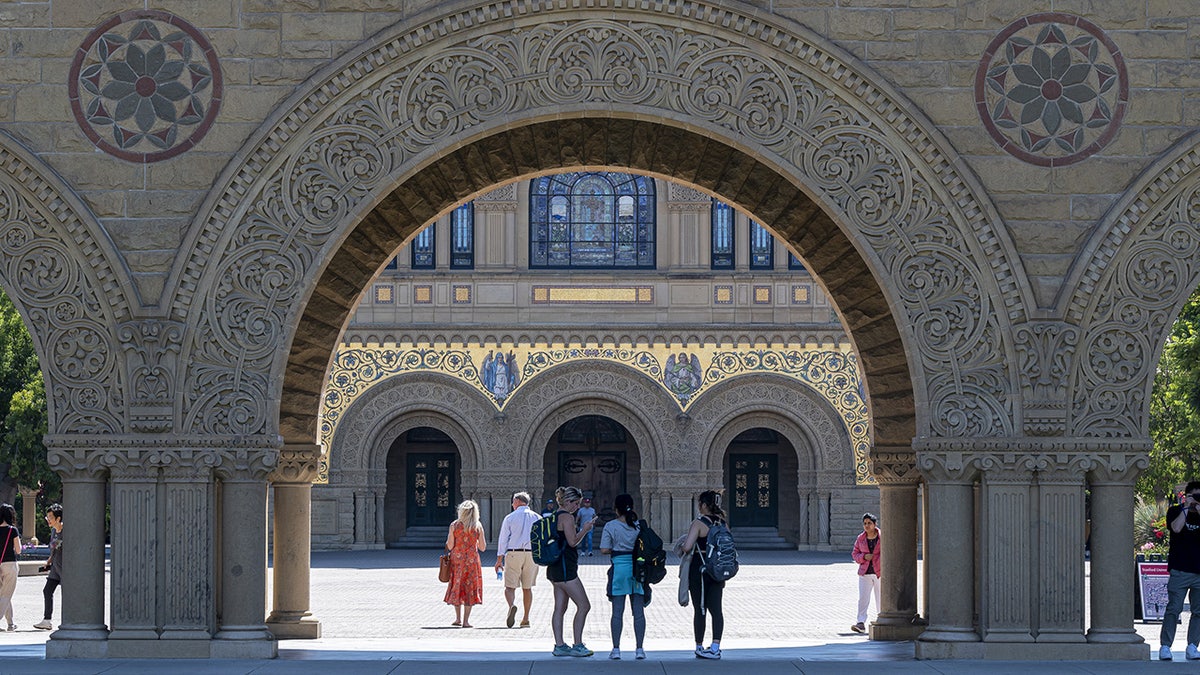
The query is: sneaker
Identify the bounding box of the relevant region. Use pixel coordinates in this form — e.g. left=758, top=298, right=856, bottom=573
left=506, top=605, right=517, bottom=628
left=552, top=644, right=571, bottom=657
left=697, top=646, right=721, bottom=660
left=1160, top=645, right=1173, bottom=661
left=569, top=643, right=593, bottom=657
left=695, top=646, right=706, bottom=658
left=33, top=620, right=52, bottom=630
left=851, top=622, right=865, bottom=633
left=635, top=648, right=646, bottom=660
left=5, top=624, right=13, bottom=632
left=609, top=648, right=621, bottom=660
left=1187, top=644, right=1200, bottom=660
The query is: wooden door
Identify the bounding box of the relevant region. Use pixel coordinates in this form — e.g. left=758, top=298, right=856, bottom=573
left=407, top=453, right=456, bottom=527
left=729, top=453, right=778, bottom=528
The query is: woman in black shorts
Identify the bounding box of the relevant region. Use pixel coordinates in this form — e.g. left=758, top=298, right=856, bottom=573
left=548, top=486, right=598, bottom=657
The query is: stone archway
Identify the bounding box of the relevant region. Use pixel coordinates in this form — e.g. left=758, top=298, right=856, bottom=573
left=171, top=0, right=1027, bottom=453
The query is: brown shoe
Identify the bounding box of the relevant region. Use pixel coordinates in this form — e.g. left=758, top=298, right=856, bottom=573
left=506, top=605, right=517, bottom=628
left=520, top=619, right=531, bottom=628
left=851, top=623, right=865, bottom=633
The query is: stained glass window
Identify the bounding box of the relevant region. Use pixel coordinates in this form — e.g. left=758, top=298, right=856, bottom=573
left=411, top=226, right=435, bottom=269
left=788, top=252, right=806, bottom=271
left=529, top=172, right=655, bottom=269
left=749, top=221, right=774, bottom=270
left=711, top=199, right=734, bottom=269
left=450, top=202, right=474, bottom=269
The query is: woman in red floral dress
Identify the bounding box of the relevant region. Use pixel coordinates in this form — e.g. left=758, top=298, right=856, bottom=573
left=444, top=499, right=487, bottom=627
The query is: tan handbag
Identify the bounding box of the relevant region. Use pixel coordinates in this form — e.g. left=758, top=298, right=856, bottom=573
left=438, top=551, right=452, bottom=583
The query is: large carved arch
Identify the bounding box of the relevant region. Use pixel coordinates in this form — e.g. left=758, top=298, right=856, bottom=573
left=326, top=372, right=491, bottom=477
left=0, top=130, right=134, bottom=436
left=504, top=361, right=671, bottom=473
left=1063, top=132, right=1200, bottom=437
left=688, top=374, right=856, bottom=481
left=172, top=0, right=1027, bottom=447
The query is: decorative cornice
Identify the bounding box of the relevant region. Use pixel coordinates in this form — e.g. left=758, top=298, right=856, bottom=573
left=914, top=437, right=1152, bottom=454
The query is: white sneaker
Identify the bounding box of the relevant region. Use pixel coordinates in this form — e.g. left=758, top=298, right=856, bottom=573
left=1160, top=645, right=1173, bottom=660
left=33, top=620, right=52, bottom=630
left=1187, top=644, right=1200, bottom=660
left=608, top=648, right=620, bottom=660
left=697, top=646, right=721, bottom=660
left=635, top=648, right=646, bottom=660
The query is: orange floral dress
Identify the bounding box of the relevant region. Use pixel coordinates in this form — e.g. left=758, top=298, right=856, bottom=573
left=443, top=521, right=483, bottom=606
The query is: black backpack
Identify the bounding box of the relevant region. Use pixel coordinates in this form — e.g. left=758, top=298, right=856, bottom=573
left=530, top=512, right=563, bottom=566
left=700, top=516, right=739, bottom=582
left=632, top=519, right=667, bottom=585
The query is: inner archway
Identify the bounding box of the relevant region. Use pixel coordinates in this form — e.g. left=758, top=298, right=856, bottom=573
left=385, top=427, right=460, bottom=546
left=542, top=414, right=641, bottom=524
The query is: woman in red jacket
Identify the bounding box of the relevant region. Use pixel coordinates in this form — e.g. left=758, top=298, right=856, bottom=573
left=850, top=512, right=880, bottom=634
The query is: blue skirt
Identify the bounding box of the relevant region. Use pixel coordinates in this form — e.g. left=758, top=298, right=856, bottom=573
left=610, top=554, right=644, bottom=596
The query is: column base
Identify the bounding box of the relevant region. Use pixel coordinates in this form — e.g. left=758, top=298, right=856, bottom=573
left=266, top=618, right=321, bottom=639
left=211, top=638, right=278, bottom=659
left=916, top=640, right=1149, bottom=660
left=870, top=623, right=926, bottom=640
left=48, top=637, right=280, bottom=659
left=46, top=634, right=109, bottom=659
left=1087, top=628, right=1146, bottom=644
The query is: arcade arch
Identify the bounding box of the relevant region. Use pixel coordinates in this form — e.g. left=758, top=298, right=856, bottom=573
left=23, top=0, right=1187, bottom=661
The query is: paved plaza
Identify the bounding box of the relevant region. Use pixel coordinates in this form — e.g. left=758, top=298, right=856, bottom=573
left=0, top=549, right=1188, bottom=673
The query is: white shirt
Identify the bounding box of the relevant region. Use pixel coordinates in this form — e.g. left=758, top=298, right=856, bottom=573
left=496, top=504, right=542, bottom=556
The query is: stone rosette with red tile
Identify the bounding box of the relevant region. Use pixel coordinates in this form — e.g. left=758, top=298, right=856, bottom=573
left=68, top=10, right=222, bottom=163
left=975, top=13, right=1127, bottom=167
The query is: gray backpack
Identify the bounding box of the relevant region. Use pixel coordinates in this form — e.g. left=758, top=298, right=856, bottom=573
left=700, top=516, right=739, bottom=582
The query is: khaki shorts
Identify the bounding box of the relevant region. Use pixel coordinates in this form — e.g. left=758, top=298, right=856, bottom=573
left=503, top=550, right=538, bottom=589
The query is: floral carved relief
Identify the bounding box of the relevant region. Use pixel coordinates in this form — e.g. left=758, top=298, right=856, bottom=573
left=976, top=13, right=1127, bottom=167
left=69, top=10, right=221, bottom=163
left=179, top=2, right=1019, bottom=441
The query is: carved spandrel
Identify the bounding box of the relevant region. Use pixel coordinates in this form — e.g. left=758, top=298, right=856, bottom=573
left=118, top=320, right=184, bottom=434
left=179, top=2, right=1019, bottom=445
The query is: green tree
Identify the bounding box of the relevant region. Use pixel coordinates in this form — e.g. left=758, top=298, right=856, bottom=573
left=0, top=290, right=56, bottom=521
left=1144, top=286, right=1200, bottom=501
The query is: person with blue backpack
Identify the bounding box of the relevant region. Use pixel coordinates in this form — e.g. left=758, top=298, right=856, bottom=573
left=547, top=485, right=598, bottom=657
left=678, top=490, right=732, bottom=660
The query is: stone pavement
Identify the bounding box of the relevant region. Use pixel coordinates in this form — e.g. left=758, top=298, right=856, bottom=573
left=0, top=549, right=1187, bottom=673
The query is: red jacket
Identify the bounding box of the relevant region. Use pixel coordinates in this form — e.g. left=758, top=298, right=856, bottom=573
left=852, top=530, right=881, bottom=576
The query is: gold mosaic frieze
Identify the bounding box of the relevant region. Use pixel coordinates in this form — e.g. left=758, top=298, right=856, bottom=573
left=320, top=340, right=871, bottom=484
left=531, top=285, right=654, bottom=304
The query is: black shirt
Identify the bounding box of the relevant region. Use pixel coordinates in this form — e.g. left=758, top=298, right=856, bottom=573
left=0, top=525, right=18, bottom=563
left=1167, top=504, right=1200, bottom=574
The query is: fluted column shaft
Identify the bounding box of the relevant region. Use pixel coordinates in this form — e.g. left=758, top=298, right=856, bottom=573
left=215, top=477, right=271, bottom=641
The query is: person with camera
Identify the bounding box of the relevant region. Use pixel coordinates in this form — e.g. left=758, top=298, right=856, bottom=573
left=1160, top=481, right=1200, bottom=661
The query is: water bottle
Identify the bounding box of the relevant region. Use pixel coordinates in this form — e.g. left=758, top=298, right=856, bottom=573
left=497, top=569, right=504, bottom=581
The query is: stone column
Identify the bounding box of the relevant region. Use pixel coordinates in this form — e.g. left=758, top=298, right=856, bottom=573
left=916, top=450, right=979, bottom=645
left=18, top=486, right=36, bottom=544
left=213, top=449, right=277, bottom=658
left=869, top=450, right=924, bottom=640
left=267, top=444, right=323, bottom=639
left=44, top=451, right=109, bottom=658
left=159, top=464, right=216, bottom=642
left=108, top=464, right=160, bottom=642
left=1035, top=458, right=1087, bottom=643
left=1087, top=451, right=1150, bottom=649
left=978, top=454, right=1036, bottom=643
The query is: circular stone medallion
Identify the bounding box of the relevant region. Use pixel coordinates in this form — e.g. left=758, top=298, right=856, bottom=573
left=68, top=10, right=222, bottom=163
left=975, top=13, right=1127, bottom=167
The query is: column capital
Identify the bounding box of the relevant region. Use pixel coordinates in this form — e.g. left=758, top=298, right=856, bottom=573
left=916, top=451, right=979, bottom=483
left=868, top=447, right=920, bottom=485
left=270, top=444, right=323, bottom=484
left=1086, top=452, right=1151, bottom=486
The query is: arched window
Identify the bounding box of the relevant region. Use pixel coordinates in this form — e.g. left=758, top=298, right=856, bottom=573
left=711, top=199, right=735, bottom=270
left=529, top=172, right=655, bottom=269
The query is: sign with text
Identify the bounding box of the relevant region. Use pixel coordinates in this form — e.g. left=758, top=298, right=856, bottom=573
left=1138, top=561, right=1170, bottom=621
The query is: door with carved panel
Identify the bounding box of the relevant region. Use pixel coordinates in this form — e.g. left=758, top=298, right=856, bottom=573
left=407, top=453, right=457, bottom=527
left=729, top=453, right=778, bottom=528
left=559, top=451, right=625, bottom=521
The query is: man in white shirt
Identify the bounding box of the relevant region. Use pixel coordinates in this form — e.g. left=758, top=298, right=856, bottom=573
left=494, top=491, right=542, bottom=628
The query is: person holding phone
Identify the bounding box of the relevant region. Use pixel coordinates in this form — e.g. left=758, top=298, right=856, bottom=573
left=1160, top=481, right=1200, bottom=661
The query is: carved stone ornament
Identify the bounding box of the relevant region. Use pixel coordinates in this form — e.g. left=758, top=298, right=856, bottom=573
left=176, top=0, right=1023, bottom=443
left=915, top=437, right=1151, bottom=485
left=45, top=434, right=279, bottom=481
left=1066, top=140, right=1200, bottom=437
left=0, top=133, right=130, bottom=435
left=118, top=320, right=184, bottom=433
left=1014, top=321, right=1080, bottom=436
left=868, top=449, right=921, bottom=485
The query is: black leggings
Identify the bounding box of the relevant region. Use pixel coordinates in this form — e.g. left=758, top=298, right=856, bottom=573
left=688, top=565, right=724, bottom=644
left=43, top=577, right=60, bottom=621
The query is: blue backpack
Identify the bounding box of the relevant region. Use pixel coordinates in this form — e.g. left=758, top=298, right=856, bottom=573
left=530, top=511, right=563, bottom=566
